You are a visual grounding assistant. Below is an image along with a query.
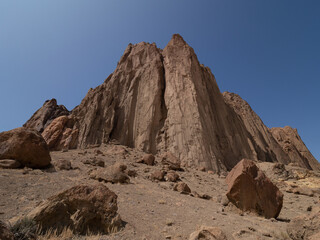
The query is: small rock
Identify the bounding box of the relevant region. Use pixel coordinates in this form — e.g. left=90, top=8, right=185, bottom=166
left=150, top=170, right=165, bottom=181
left=165, top=171, right=180, bottom=182
left=55, top=159, right=72, bottom=170
left=189, top=226, right=227, bottom=240
left=138, top=154, right=155, bottom=166
left=173, top=182, right=191, bottom=194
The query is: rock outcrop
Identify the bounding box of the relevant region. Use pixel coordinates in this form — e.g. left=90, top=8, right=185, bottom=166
left=271, top=126, right=320, bottom=171
left=0, top=127, right=51, bottom=168
left=25, top=184, right=123, bottom=235
left=24, top=34, right=318, bottom=172
left=24, top=98, right=69, bottom=133
left=226, top=159, right=283, bottom=218
left=223, top=92, right=290, bottom=164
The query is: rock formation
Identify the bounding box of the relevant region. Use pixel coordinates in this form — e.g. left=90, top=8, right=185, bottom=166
left=0, top=127, right=51, bottom=168
left=24, top=98, right=69, bottom=133
left=223, top=92, right=290, bottom=164
left=271, top=126, right=320, bottom=171
left=226, top=159, right=283, bottom=218
left=23, top=34, right=319, bottom=172
left=25, top=184, right=123, bottom=235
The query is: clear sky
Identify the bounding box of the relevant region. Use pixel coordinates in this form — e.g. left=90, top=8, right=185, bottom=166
left=1, top=1, right=319, bottom=161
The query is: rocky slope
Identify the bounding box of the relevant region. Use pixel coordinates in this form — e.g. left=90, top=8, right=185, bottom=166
left=24, top=34, right=319, bottom=172
left=271, top=126, right=320, bottom=171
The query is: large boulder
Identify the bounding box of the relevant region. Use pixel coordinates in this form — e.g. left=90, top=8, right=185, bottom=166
left=287, top=207, right=320, bottom=240
left=0, top=127, right=51, bottom=168
left=0, top=221, right=14, bottom=240
left=226, top=159, right=283, bottom=218
left=25, top=184, right=123, bottom=235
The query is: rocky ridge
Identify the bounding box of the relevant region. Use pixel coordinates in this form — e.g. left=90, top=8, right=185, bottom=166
left=24, top=34, right=319, bottom=172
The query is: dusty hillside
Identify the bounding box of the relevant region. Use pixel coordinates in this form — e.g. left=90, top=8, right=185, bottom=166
left=1, top=144, right=319, bottom=239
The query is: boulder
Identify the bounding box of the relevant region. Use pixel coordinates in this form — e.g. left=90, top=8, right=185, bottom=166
left=226, top=159, right=283, bottom=218
left=137, top=154, right=155, bottom=166
left=0, top=127, right=51, bottom=168
left=0, top=221, right=14, bottom=240
left=165, top=171, right=180, bottom=182
left=150, top=170, right=165, bottom=181
left=82, top=157, right=105, bottom=167
left=90, top=163, right=129, bottom=184
left=189, top=226, right=228, bottom=240
left=161, top=152, right=181, bottom=171
left=173, top=182, right=191, bottom=194
left=287, top=207, right=320, bottom=240
left=25, top=184, right=123, bottom=235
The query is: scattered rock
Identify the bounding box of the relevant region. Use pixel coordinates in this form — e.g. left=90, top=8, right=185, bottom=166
left=0, top=159, right=21, bottom=169
left=161, top=152, right=182, bottom=171
left=137, top=154, right=155, bottom=166
left=191, top=191, right=212, bottom=200
left=82, top=157, right=105, bottom=167
left=189, top=226, right=227, bottom=240
left=226, top=159, right=283, bottom=218
left=94, top=149, right=104, bottom=155
left=24, top=184, right=123, bottom=235
left=90, top=163, right=129, bottom=184
left=150, top=170, right=165, bottom=181
left=287, top=207, right=320, bottom=240
left=126, top=169, right=137, bottom=177
left=55, top=159, right=72, bottom=170
left=165, top=171, right=180, bottom=182
left=0, top=127, right=51, bottom=168
left=173, top=182, right=191, bottom=194
left=0, top=220, right=14, bottom=240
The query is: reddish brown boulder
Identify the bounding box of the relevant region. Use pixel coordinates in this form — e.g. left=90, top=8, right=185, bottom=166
left=226, top=159, right=283, bottom=218
left=0, top=127, right=51, bottom=168
left=25, top=184, right=123, bottom=235
left=165, top=171, right=180, bottom=182
left=0, top=221, right=14, bottom=240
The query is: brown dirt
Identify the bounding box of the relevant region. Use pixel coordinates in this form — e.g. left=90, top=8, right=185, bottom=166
left=1, top=144, right=319, bottom=239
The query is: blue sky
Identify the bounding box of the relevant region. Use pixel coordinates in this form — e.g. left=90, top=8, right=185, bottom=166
left=0, top=1, right=319, bottom=161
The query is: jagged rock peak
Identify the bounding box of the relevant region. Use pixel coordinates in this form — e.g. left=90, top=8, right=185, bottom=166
left=24, top=34, right=319, bottom=172
left=271, top=126, right=320, bottom=171
left=24, top=98, right=70, bottom=133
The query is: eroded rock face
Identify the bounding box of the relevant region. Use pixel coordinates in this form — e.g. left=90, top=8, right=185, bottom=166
left=25, top=34, right=318, bottom=172
left=42, top=116, right=78, bottom=150
left=223, top=92, right=290, bottom=165
left=24, top=98, right=70, bottom=133
left=271, top=126, right=320, bottom=171
left=226, top=159, right=283, bottom=218
left=0, top=127, right=51, bottom=168
left=25, top=184, right=123, bottom=235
